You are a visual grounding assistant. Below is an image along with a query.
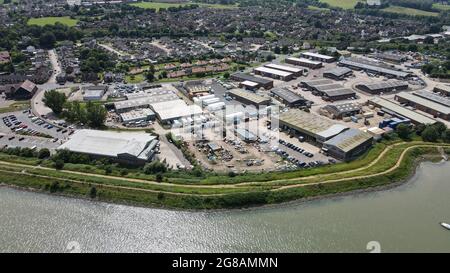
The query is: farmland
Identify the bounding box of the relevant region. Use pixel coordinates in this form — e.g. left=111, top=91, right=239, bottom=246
left=27, top=16, right=79, bottom=27
left=130, top=1, right=237, bottom=11
left=318, top=0, right=361, bottom=10
left=382, top=5, right=439, bottom=17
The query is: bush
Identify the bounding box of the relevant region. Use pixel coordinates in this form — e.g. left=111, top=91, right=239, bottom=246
left=143, top=161, right=167, bottom=174
left=54, top=160, right=65, bottom=170
left=38, top=148, right=51, bottom=159
left=104, top=165, right=113, bottom=175
left=89, top=186, right=97, bottom=198
left=155, top=173, right=163, bottom=182
left=49, top=181, right=60, bottom=193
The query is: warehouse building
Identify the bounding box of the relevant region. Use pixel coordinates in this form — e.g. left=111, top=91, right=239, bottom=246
left=321, top=88, right=356, bottom=102
left=278, top=109, right=349, bottom=144
left=240, top=80, right=260, bottom=91
left=264, top=63, right=304, bottom=77
left=355, top=81, right=408, bottom=94
left=321, top=103, right=361, bottom=119
left=114, top=93, right=179, bottom=113
left=270, top=88, right=308, bottom=108
left=228, top=89, right=271, bottom=107
left=323, top=67, right=353, bottom=80
left=253, top=67, right=294, bottom=81
left=231, top=73, right=274, bottom=89
left=434, top=84, right=450, bottom=96
left=285, top=57, right=323, bottom=69
left=300, top=52, right=335, bottom=63
left=339, top=58, right=411, bottom=79
left=374, top=52, right=408, bottom=64
left=368, top=97, right=436, bottom=125
left=413, top=90, right=450, bottom=107
left=234, top=128, right=257, bottom=143
left=300, top=79, right=334, bottom=89
left=57, top=129, right=159, bottom=166
left=120, top=108, right=156, bottom=125
left=395, top=91, right=450, bottom=120
left=83, top=85, right=108, bottom=101
left=323, top=129, right=373, bottom=161
left=149, top=99, right=203, bottom=124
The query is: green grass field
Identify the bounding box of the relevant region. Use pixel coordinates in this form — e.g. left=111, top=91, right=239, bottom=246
left=27, top=16, right=79, bottom=27
left=130, top=1, right=237, bottom=11
left=382, top=6, right=439, bottom=17
left=433, top=3, right=450, bottom=11
left=318, top=0, right=361, bottom=9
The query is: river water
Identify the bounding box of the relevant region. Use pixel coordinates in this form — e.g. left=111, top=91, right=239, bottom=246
left=1, top=161, right=450, bottom=253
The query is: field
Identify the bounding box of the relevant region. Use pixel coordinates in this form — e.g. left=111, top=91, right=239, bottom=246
left=130, top=1, right=237, bottom=11
left=27, top=17, right=79, bottom=27
left=433, top=3, right=450, bottom=11
left=318, top=0, right=361, bottom=9
left=382, top=6, right=439, bottom=17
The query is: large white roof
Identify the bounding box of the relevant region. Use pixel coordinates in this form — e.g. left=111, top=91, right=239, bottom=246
left=58, top=129, right=157, bottom=159
left=150, top=100, right=203, bottom=121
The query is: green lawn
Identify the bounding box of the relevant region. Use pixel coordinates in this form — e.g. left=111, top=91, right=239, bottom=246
left=382, top=6, right=439, bottom=17
left=27, top=16, right=79, bottom=27
left=130, top=1, right=237, bottom=11
left=433, top=3, right=450, bottom=11
left=125, top=73, right=145, bottom=84
left=318, top=0, right=361, bottom=9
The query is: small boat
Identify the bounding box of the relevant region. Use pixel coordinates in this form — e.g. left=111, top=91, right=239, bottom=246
left=440, top=222, right=450, bottom=230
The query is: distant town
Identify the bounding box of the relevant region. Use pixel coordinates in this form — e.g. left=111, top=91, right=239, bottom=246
left=1, top=0, right=450, bottom=209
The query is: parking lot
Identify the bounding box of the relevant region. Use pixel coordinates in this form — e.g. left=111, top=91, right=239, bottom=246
left=0, top=133, right=61, bottom=150
left=0, top=111, right=75, bottom=141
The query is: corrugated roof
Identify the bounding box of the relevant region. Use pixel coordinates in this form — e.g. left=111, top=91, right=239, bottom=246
left=228, top=89, right=271, bottom=105
left=325, top=129, right=373, bottom=153
left=396, top=91, right=450, bottom=115
left=369, top=97, right=436, bottom=124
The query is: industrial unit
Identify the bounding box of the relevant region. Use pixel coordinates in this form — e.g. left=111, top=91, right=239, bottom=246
left=339, top=58, right=410, bottom=79
left=149, top=100, right=203, bottom=124
left=270, top=88, right=308, bottom=108
left=253, top=66, right=295, bottom=81
left=120, top=108, right=156, bottom=125
left=321, top=103, right=362, bottom=119
left=323, top=67, right=353, bottom=80
left=395, top=91, right=450, bottom=121
left=323, top=129, right=373, bottom=161
left=57, top=129, right=159, bottom=166
left=413, top=90, right=450, bottom=107
left=374, top=52, right=408, bottom=64
left=263, top=63, right=304, bottom=77
left=301, top=79, right=356, bottom=101
left=285, top=57, right=323, bottom=69
left=355, top=81, right=408, bottom=94
left=83, top=85, right=108, bottom=101
left=278, top=109, right=349, bottom=144
left=300, top=52, right=335, bottom=63
left=231, top=73, right=274, bottom=89
left=434, top=84, right=450, bottom=97
left=368, top=97, right=436, bottom=125
left=114, top=93, right=179, bottom=113
left=228, top=89, right=271, bottom=106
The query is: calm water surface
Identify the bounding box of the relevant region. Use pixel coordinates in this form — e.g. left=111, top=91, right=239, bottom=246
left=1, top=161, right=450, bottom=253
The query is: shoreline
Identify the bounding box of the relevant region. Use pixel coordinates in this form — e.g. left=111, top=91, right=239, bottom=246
left=1, top=156, right=446, bottom=213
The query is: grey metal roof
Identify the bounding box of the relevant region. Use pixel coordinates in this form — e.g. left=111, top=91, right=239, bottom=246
left=301, top=79, right=334, bottom=87
left=231, top=73, right=273, bottom=85
left=270, top=88, right=306, bottom=104
left=324, top=129, right=373, bottom=153
left=339, top=58, right=410, bottom=78
left=396, top=91, right=450, bottom=115
left=357, top=80, right=408, bottom=91
left=323, top=67, right=352, bottom=77
left=370, top=97, right=436, bottom=124
left=315, top=84, right=346, bottom=92
left=323, top=88, right=355, bottom=97
left=323, top=103, right=361, bottom=115
left=413, top=90, right=450, bottom=107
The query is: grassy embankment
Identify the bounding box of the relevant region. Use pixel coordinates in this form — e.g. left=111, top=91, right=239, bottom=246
left=0, top=141, right=448, bottom=209
left=0, top=101, right=30, bottom=114
left=318, top=0, right=361, bottom=9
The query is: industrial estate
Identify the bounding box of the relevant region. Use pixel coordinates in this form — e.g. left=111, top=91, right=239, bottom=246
left=1, top=0, right=450, bottom=209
